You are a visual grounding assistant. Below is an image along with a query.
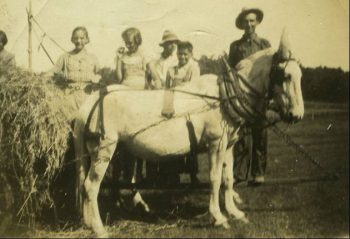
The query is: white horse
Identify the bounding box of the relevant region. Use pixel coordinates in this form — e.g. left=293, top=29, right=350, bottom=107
left=73, top=31, right=304, bottom=237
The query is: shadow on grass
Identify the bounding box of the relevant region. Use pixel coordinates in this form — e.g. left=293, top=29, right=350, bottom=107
left=98, top=191, right=208, bottom=226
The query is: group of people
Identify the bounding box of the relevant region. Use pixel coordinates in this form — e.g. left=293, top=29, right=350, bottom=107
left=0, top=7, right=271, bottom=186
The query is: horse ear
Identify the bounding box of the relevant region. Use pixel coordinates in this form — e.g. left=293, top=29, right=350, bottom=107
left=277, top=27, right=293, bottom=60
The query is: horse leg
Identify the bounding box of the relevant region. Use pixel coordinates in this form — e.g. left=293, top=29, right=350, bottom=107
left=208, top=140, right=229, bottom=228
left=222, top=147, right=248, bottom=223
left=130, top=181, right=150, bottom=213
left=73, top=120, right=90, bottom=221
left=84, top=137, right=116, bottom=237
left=129, top=158, right=150, bottom=213
left=112, top=146, right=150, bottom=213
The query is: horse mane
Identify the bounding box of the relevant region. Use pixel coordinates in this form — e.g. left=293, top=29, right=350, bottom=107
left=236, top=48, right=275, bottom=93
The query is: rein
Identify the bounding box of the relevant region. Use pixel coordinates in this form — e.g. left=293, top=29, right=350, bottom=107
left=82, top=53, right=338, bottom=181
left=83, top=86, right=221, bottom=140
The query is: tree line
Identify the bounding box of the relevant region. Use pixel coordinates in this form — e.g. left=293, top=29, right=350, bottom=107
left=300, top=66, right=349, bottom=103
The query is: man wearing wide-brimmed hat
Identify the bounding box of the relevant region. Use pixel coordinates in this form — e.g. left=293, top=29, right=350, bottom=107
left=228, top=8, right=271, bottom=185
left=146, top=30, right=180, bottom=89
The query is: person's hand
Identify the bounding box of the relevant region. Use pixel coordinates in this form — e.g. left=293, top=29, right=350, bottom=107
left=91, top=74, right=101, bottom=84
left=235, top=60, right=248, bottom=71
left=116, top=47, right=125, bottom=59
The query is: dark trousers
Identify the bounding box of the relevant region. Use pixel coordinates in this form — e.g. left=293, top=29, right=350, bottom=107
left=233, top=124, right=267, bottom=181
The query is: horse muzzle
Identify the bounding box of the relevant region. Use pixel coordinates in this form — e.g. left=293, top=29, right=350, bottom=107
left=280, top=111, right=303, bottom=124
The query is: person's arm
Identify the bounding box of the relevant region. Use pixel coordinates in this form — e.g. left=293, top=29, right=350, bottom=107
left=91, top=55, right=101, bottom=83
left=147, top=61, right=163, bottom=89
left=228, top=42, right=239, bottom=68
left=191, top=60, right=201, bottom=80
left=261, top=38, right=271, bottom=49
left=93, top=55, right=100, bottom=75
left=45, top=54, right=65, bottom=78
left=165, top=69, right=172, bottom=89
left=115, top=47, right=124, bottom=84
left=265, top=40, right=271, bottom=48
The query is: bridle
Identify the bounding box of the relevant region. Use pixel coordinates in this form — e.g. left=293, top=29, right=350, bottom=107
left=268, top=50, right=300, bottom=119
left=219, top=51, right=300, bottom=125
left=269, top=50, right=298, bottom=95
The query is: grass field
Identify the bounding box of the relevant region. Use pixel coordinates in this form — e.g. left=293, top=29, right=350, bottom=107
left=4, top=102, right=350, bottom=238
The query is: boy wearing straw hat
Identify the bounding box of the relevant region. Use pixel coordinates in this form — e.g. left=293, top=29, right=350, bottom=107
left=228, top=8, right=271, bottom=185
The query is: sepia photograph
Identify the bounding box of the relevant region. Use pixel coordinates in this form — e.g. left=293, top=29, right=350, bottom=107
left=0, top=0, right=349, bottom=237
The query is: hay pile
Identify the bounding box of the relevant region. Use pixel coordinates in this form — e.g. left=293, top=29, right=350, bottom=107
left=0, top=68, right=76, bottom=227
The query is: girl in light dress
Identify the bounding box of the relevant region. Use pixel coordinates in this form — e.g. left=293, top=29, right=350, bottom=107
left=116, top=27, right=147, bottom=90
left=115, top=27, right=148, bottom=185
left=49, top=26, right=100, bottom=111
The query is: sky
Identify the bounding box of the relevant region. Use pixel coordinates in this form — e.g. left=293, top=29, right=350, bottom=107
left=1, top=0, right=349, bottom=72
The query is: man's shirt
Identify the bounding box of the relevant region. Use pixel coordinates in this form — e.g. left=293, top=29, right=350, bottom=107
left=228, top=33, right=271, bottom=68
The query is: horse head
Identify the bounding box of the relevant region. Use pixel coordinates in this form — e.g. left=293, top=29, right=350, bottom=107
left=269, top=28, right=304, bottom=123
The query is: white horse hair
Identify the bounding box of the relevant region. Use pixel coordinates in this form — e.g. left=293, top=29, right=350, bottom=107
left=73, top=32, right=304, bottom=237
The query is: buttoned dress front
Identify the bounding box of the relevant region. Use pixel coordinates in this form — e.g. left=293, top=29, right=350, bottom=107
left=52, top=49, right=100, bottom=111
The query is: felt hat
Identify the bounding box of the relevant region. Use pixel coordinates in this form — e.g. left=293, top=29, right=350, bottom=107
left=235, top=8, right=264, bottom=30
left=159, top=30, right=180, bottom=46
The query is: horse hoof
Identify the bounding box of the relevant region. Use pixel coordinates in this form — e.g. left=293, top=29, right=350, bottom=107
left=96, top=231, right=109, bottom=238
left=214, top=217, right=230, bottom=229
left=233, top=196, right=243, bottom=204
left=135, top=202, right=151, bottom=214
left=144, top=204, right=151, bottom=213
left=214, top=221, right=230, bottom=229
left=238, top=216, right=249, bottom=224
left=228, top=209, right=245, bottom=220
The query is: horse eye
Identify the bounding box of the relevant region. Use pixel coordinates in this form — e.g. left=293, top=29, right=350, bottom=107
left=284, top=74, right=291, bottom=81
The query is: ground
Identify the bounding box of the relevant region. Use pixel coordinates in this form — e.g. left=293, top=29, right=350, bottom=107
left=4, top=101, right=350, bottom=238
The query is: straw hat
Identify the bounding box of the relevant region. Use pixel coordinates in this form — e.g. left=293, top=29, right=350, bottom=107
left=235, top=8, right=264, bottom=30
left=159, top=30, right=180, bottom=46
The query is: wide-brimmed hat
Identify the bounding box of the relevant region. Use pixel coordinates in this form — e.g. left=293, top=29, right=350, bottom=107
left=235, top=8, right=264, bottom=30
left=159, top=30, right=180, bottom=46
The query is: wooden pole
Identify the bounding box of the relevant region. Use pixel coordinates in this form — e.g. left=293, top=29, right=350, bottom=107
left=28, top=0, right=32, bottom=70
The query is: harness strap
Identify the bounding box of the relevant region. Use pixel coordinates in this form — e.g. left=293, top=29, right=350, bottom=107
left=229, top=73, right=258, bottom=121
left=84, top=86, right=108, bottom=140
left=222, top=76, right=247, bottom=121
left=98, top=87, right=108, bottom=139
left=186, top=114, right=199, bottom=158
left=220, top=63, right=246, bottom=123
left=221, top=56, right=262, bottom=123
left=84, top=96, right=101, bottom=140
left=171, top=89, right=220, bottom=100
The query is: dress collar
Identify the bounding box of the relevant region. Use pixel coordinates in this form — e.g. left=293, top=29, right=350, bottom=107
left=69, top=48, right=87, bottom=56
